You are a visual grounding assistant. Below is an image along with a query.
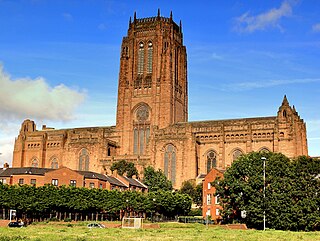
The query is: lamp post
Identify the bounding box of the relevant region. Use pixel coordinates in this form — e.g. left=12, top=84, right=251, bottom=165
left=261, top=156, right=266, bottom=231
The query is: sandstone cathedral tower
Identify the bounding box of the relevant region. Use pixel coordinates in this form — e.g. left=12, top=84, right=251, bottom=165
left=12, top=11, right=308, bottom=188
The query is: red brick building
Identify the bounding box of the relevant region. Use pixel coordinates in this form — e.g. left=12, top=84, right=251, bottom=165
left=0, top=166, right=147, bottom=192
left=202, top=168, right=224, bottom=221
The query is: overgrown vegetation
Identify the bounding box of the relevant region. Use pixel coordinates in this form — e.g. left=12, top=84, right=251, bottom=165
left=215, top=152, right=320, bottom=231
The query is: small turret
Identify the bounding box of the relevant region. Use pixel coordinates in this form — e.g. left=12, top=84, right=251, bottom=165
left=20, top=119, right=36, bottom=134
left=282, top=95, right=289, bottom=106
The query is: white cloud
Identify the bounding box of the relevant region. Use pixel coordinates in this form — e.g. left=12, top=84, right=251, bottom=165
left=223, top=78, right=320, bottom=91
left=0, top=137, right=14, bottom=167
left=312, top=23, right=320, bottom=33
left=0, top=65, right=86, bottom=121
left=233, top=1, right=293, bottom=33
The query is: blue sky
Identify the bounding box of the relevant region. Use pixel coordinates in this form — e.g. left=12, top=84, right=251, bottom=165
left=0, top=0, right=319, bottom=165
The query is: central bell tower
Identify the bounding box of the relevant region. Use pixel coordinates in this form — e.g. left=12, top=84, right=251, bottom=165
left=116, top=10, right=188, bottom=156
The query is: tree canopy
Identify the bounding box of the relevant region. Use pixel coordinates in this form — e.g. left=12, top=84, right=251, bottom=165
left=142, top=166, right=173, bottom=192
left=179, top=180, right=203, bottom=208
left=110, top=160, right=139, bottom=178
left=214, top=152, right=320, bottom=231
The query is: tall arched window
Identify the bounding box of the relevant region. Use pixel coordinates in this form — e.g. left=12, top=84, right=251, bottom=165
left=133, top=104, right=150, bottom=155
left=79, top=148, right=89, bottom=171
left=51, top=158, right=59, bottom=169
left=164, top=144, right=176, bottom=185
left=232, top=149, right=243, bottom=161
left=31, top=158, right=39, bottom=167
left=206, top=151, right=217, bottom=173
left=147, top=41, right=153, bottom=73
left=137, top=42, right=144, bottom=75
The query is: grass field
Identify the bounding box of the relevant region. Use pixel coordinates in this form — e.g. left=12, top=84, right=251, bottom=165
left=0, top=222, right=319, bottom=241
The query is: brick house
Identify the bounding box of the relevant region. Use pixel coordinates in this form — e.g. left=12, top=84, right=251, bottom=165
left=0, top=165, right=147, bottom=192
left=202, top=168, right=224, bottom=221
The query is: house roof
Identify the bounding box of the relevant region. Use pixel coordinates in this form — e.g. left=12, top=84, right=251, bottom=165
left=0, top=167, right=51, bottom=177
left=77, top=170, right=109, bottom=181
left=121, top=176, right=148, bottom=189
left=105, top=176, right=127, bottom=187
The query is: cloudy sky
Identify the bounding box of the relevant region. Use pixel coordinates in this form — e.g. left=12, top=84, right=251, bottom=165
left=0, top=0, right=319, bottom=166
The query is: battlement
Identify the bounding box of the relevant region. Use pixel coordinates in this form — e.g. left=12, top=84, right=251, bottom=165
left=129, top=10, right=181, bottom=33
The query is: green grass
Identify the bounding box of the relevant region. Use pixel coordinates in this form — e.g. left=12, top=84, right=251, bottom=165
left=0, top=222, right=319, bottom=241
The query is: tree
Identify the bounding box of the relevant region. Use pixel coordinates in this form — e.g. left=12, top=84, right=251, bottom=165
left=142, top=166, right=172, bottom=192
left=214, top=152, right=320, bottom=231
left=110, top=160, right=139, bottom=178
left=179, top=180, right=203, bottom=208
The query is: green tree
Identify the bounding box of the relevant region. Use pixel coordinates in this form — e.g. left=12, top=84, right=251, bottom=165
left=214, top=152, right=320, bottom=231
left=110, top=160, right=139, bottom=178
left=179, top=180, right=203, bottom=208
left=143, top=166, right=172, bottom=192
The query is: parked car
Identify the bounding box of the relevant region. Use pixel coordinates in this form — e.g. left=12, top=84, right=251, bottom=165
left=8, top=221, right=24, bottom=228
left=87, top=223, right=105, bottom=228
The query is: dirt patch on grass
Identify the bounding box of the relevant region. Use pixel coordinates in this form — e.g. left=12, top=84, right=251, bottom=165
left=0, top=220, right=9, bottom=227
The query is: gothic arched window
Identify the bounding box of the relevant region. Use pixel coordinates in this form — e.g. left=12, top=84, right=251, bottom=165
left=79, top=148, right=89, bottom=171
left=232, top=149, right=243, bottom=161
left=259, top=147, right=270, bottom=153
left=31, top=158, right=39, bottom=167
left=137, top=42, right=144, bottom=75
left=206, top=151, right=217, bottom=173
left=51, top=158, right=59, bottom=169
left=147, top=41, right=153, bottom=73
left=133, top=104, right=150, bottom=155
left=164, top=144, right=176, bottom=185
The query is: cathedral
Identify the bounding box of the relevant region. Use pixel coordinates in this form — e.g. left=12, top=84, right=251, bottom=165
left=12, top=12, right=308, bottom=188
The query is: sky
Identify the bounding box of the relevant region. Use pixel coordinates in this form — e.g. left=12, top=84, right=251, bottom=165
left=0, top=0, right=319, bottom=166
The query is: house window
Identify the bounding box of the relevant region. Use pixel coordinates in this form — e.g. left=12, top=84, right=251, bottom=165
left=99, top=183, right=103, bottom=189
left=18, top=178, right=24, bottom=185
left=164, top=144, right=177, bottom=185
left=207, top=194, right=211, bottom=205
left=207, top=182, right=211, bottom=190
left=89, top=182, right=95, bottom=188
left=52, top=179, right=58, bottom=186
left=79, top=148, right=89, bottom=171
left=30, top=179, right=36, bottom=186
left=207, top=151, right=217, bottom=173
left=70, top=180, right=76, bottom=187
left=215, top=195, right=220, bottom=204
left=215, top=208, right=220, bottom=216
left=0, top=179, right=6, bottom=184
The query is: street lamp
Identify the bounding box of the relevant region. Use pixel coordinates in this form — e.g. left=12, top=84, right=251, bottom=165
left=261, top=156, right=266, bottom=231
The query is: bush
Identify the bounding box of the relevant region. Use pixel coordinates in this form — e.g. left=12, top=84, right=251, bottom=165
left=64, top=218, right=72, bottom=222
